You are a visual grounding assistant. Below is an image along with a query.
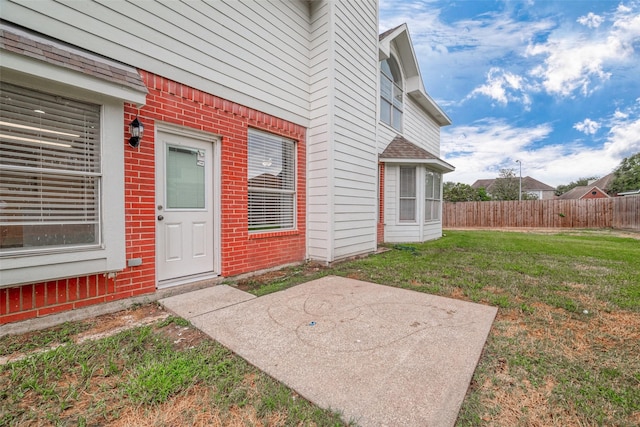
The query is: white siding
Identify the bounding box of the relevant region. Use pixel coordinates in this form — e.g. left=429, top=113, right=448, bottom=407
left=331, top=0, right=379, bottom=259
left=423, top=222, right=443, bottom=242
left=377, top=122, right=398, bottom=153
left=307, top=0, right=332, bottom=261
left=2, top=0, right=311, bottom=126
left=307, top=0, right=379, bottom=263
left=404, top=96, right=441, bottom=156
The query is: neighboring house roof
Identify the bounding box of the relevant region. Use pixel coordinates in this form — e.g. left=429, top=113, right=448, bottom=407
left=471, top=179, right=494, bottom=190
left=589, top=173, right=614, bottom=192
left=558, top=186, right=610, bottom=199
left=521, top=176, right=555, bottom=191
left=617, top=189, right=640, bottom=196
left=378, top=23, right=451, bottom=127
left=471, top=176, right=554, bottom=192
left=557, top=173, right=615, bottom=199
left=379, top=135, right=455, bottom=173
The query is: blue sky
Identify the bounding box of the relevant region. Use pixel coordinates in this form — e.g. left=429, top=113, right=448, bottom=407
left=380, top=0, right=640, bottom=187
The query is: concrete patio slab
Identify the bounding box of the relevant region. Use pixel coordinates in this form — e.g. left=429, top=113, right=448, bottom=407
left=159, top=285, right=255, bottom=318
left=175, top=276, right=497, bottom=427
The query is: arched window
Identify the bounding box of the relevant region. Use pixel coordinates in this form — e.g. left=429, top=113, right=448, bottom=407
left=380, top=57, right=403, bottom=131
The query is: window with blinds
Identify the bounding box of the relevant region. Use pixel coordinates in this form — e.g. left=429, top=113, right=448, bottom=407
left=399, top=166, right=416, bottom=222
left=0, top=82, right=101, bottom=252
left=247, top=129, right=295, bottom=231
left=425, top=169, right=442, bottom=221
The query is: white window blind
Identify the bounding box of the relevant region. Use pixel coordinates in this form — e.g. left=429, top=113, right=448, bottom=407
left=0, top=82, right=101, bottom=251
left=399, top=166, right=416, bottom=222
left=247, top=129, right=295, bottom=231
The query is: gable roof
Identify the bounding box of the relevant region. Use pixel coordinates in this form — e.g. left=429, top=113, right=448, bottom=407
left=557, top=173, right=615, bottom=199
left=471, top=179, right=494, bottom=189
left=471, top=176, right=554, bottom=192
left=589, top=173, right=614, bottom=191
left=558, top=186, right=610, bottom=199
left=379, top=24, right=451, bottom=127
left=379, top=135, right=455, bottom=173
left=521, top=176, right=555, bottom=191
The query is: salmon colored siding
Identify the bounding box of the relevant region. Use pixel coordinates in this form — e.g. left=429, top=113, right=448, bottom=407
left=1, top=70, right=306, bottom=325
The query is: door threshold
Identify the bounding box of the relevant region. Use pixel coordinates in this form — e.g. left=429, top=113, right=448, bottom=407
left=157, top=272, right=220, bottom=289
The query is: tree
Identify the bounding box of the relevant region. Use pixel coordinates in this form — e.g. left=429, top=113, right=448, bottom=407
left=555, top=176, right=598, bottom=196
left=490, top=168, right=520, bottom=200
left=443, top=182, right=491, bottom=202
left=609, top=152, right=640, bottom=195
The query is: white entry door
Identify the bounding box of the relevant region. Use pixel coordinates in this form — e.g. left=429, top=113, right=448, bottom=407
left=156, top=130, right=214, bottom=283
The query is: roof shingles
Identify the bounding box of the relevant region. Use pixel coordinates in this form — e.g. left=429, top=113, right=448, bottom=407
left=380, top=135, right=438, bottom=160
left=0, top=26, right=147, bottom=94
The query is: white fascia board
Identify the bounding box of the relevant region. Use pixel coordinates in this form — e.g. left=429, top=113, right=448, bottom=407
left=1, top=50, right=147, bottom=106
left=407, top=88, right=452, bottom=126
left=379, top=40, right=390, bottom=60
left=380, top=158, right=455, bottom=173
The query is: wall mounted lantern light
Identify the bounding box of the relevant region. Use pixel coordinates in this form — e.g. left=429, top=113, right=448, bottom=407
left=128, top=117, right=144, bottom=148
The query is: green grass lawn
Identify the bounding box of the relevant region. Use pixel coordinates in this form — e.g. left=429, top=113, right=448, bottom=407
left=2, top=230, right=638, bottom=426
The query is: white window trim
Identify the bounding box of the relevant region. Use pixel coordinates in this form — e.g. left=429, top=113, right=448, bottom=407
left=379, top=57, right=404, bottom=132
left=394, top=166, right=443, bottom=226
left=247, top=129, right=297, bottom=233
left=398, top=165, right=417, bottom=223
left=0, top=71, right=130, bottom=288
left=425, top=169, right=442, bottom=223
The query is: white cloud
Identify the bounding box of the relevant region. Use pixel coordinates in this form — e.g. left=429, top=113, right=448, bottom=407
left=443, top=105, right=640, bottom=187
left=603, top=102, right=640, bottom=157
left=526, top=37, right=614, bottom=96
left=614, top=110, right=629, bottom=119
left=379, top=3, right=555, bottom=100
left=573, top=118, right=600, bottom=135
left=527, top=3, right=640, bottom=97
left=441, top=119, right=555, bottom=183
left=577, top=12, right=604, bottom=28
left=467, top=67, right=532, bottom=108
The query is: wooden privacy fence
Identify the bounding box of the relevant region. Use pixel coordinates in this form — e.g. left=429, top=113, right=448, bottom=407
left=443, top=196, right=640, bottom=230
left=612, top=195, right=640, bottom=230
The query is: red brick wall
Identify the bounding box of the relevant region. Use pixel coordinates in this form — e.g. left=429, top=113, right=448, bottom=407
left=1, top=70, right=306, bottom=325
left=581, top=188, right=608, bottom=199
left=377, top=163, right=385, bottom=244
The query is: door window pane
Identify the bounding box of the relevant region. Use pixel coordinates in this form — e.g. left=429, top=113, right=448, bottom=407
left=166, top=146, right=205, bottom=209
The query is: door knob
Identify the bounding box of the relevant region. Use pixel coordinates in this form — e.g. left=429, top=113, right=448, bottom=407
left=157, top=215, right=164, bottom=221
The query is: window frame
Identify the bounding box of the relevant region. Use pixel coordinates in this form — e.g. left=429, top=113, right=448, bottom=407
left=1, top=82, right=103, bottom=254
left=398, top=166, right=417, bottom=223
left=380, top=57, right=404, bottom=132
left=424, top=169, right=442, bottom=222
left=247, top=128, right=297, bottom=233
left=0, top=70, right=126, bottom=288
